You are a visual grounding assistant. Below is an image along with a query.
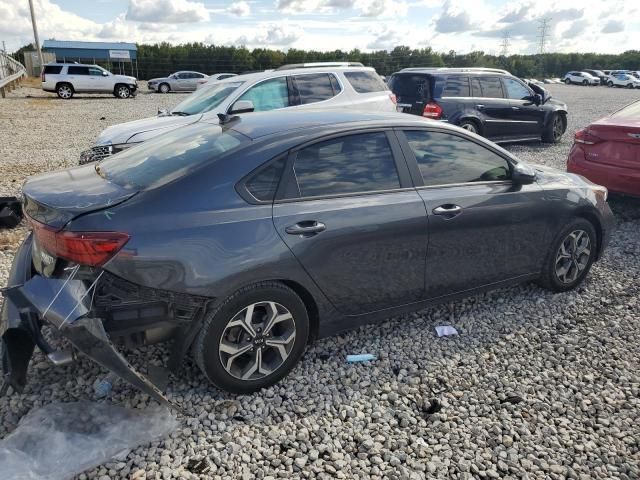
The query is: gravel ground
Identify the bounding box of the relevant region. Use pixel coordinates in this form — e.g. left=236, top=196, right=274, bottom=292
left=1, top=84, right=639, bottom=480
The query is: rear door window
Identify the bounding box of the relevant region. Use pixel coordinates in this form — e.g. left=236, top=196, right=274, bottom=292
left=293, top=73, right=337, bottom=104
left=68, top=66, right=89, bottom=75
left=292, top=132, right=400, bottom=198
left=470, top=77, right=482, bottom=97
left=237, top=77, right=290, bottom=112
left=344, top=71, right=387, bottom=93
left=404, top=130, right=511, bottom=186
left=478, top=77, right=504, bottom=98
left=442, top=76, right=470, bottom=97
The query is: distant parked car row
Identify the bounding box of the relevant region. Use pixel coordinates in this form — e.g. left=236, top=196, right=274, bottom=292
left=562, top=69, right=640, bottom=88
left=147, top=71, right=237, bottom=93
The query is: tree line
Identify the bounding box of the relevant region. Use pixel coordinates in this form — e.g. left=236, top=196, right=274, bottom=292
left=13, top=42, right=640, bottom=80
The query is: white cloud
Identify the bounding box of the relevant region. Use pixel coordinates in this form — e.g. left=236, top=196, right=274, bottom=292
left=126, top=0, right=209, bottom=23
left=227, top=1, right=251, bottom=16
left=231, top=22, right=305, bottom=47
left=366, top=26, right=407, bottom=49
left=276, top=0, right=407, bottom=17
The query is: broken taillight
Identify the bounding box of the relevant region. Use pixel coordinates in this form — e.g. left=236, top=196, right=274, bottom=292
left=574, top=129, right=602, bottom=145
left=29, top=218, right=129, bottom=267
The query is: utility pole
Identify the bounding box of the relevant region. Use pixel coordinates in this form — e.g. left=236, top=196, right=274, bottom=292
left=28, top=0, right=43, bottom=71
left=499, top=31, right=510, bottom=57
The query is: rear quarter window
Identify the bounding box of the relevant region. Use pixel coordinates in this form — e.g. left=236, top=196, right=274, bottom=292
left=344, top=71, right=387, bottom=93
left=441, top=76, right=470, bottom=97
left=44, top=65, right=63, bottom=74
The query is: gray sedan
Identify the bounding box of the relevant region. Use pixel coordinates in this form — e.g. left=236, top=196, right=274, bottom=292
left=147, top=71, right=209, bottom=93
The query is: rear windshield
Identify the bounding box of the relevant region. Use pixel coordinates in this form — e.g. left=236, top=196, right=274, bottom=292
left=44, top=65, right=63, bottom=74
left=97, top=123, right=247, bottom=189
left=171, top=81, right=243, bottom=115
left=344, top=71, right=387, bottom=93
left=388, top=74, right=431, bottom=100
left=611, top=101, right=640, bottom=119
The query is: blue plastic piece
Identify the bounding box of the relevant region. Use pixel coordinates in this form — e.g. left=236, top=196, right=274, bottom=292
left=346, top=354, right=377, bottom=363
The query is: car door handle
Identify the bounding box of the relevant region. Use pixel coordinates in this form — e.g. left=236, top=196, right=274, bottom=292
left=285, top=221, right=326, bottom=236
left=475, top=104, right=485, bottom=109
left=511, top=106, right=520, bottom=110
left=433, top=204, right=463, bottom=218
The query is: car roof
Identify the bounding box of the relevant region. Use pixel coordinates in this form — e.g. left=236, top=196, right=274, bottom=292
left=394, top=67, right=511, bottom=76
left=212, top=65, right=378, bottom=85
left=206, top=109, right=468, bottom=140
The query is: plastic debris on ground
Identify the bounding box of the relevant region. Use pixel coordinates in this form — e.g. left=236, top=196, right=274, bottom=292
left=0, top=401, right=179, bottom=480
left=346, top=354, right=377, bottom=363
left=186, top=458, right=212, bottom=474
left=0, top=196, right=23, bottom=229
left=435, top=325, right=459, bottom=337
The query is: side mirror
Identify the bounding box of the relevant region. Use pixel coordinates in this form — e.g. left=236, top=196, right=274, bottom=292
left=229, top=100, right=255, bottom=114
left=512, top=163, right=537, bottom=185
left=157, top=108, right=168, bottom=116
left=102, top=71, right=109, bottom=76
left=533, top=93, right=543, bottom=105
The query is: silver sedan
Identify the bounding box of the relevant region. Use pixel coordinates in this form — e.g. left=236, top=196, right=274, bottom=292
left=147, top=71, right=209, bottom=93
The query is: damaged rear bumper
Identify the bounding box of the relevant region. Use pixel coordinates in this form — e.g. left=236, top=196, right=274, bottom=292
left=1, top=234, right=179, bottom=411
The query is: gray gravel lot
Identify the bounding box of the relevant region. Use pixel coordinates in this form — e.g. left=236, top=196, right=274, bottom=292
left=1, top=84, right=639, bottom=480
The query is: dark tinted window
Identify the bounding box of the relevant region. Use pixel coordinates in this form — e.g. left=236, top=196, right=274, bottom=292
left=344, top=71, right=387, bottom=93
left=502, top=78, right=530, bottom=100
left=442, top=76, right=469, bottom=97
left=245, top=157, right=286, bottom=201
left=193, top=73, right=205, bottom=78
left=388, top=74, right=431, bottom=99
left=218, top=74, right=235, bottom=79
left=477, top=77, right=504, bottom=98
left=88, top=67, right=104, bottom=76
left=293, top=132, right=400, bottom=197
left=99, top=123, right=246, bottom=190
left=44, top=65, right=62, bottom=74
left=404, top=130, right=511, bottom=186
left=68, top=66, right=89, bottom=75
left=470, top=77, right=482, bottom=97
left=294, top=73, right=335, bottom=104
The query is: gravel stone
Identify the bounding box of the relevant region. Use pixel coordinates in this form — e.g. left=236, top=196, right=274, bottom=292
left=0, top=83, right=639, bottom=479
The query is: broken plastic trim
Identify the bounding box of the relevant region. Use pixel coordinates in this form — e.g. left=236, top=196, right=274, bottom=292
left=2, top=274, right=181, bottom=413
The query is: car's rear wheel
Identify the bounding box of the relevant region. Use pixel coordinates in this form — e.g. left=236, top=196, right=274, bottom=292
left=564, top=78, right=571, bottom=84
left=538, top=219, right=597, bottom=292
left=542, top=113, right=566, bottom=143
left=159, top=83, right=170, bottom=93
left=56, top=83, right=74, bottom=99
left=459, top=119, right=480, bottom=135
left=195, top=282, right=309, bottom=393
left=627, top=83, right=634, bottom=89
left=115, top=85, right=131, bottom=99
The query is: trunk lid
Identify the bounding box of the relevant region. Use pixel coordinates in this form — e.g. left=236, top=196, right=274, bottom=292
left=23, top=163, right=138, bottom=229
left=388, top=73, right=433, bottom=116
left=585, top=114, right=640, bottom=168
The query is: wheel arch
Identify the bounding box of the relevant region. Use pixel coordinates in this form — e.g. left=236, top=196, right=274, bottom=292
left=574, top=208, right=604, bottom=259
left=280, top=279, right=320, bottom=342
left=55, top=81, right=74, bottom=91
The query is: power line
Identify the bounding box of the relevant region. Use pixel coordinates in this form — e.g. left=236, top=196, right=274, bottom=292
left=537, top=18, right=552, bottom=54
left=499, top=31, right=510, bottom=57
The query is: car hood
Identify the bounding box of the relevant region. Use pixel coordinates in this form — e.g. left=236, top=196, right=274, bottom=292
left=113, top=75, right=137, bottom=83
left=533, top=164, right=593, bottom=188
left=95, top=113, right=203, bottom=145
left=148, top=77, right=168, bottom=83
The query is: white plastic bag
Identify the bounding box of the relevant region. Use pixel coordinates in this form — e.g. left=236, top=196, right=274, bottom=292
left=0, top=401, right=179, bottom=480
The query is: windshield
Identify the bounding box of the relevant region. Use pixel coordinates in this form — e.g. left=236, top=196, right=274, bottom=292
left=97, top=123, right=247, bottom=189
left=171, top=81, right=243, bottom=115
left=612, top=100, right=640, bottom=119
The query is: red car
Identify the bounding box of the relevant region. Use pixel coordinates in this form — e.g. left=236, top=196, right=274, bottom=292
left=568, top=100, right=640, bottom=197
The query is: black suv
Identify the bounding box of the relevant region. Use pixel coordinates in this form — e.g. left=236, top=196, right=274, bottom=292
left=388, top=68, right=568, bottom=143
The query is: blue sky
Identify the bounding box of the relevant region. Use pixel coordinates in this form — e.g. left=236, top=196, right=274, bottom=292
left=1, top=0, right=638, bottom=54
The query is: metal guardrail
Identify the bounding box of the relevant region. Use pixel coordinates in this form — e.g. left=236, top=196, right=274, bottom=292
left=0, top=51, right=26, bottom=98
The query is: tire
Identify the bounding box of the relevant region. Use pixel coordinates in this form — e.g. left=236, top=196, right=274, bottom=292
left=538, top=218, right=597, bottom=292
left=459, top=119, right=480, bottom=135
left=159, top=83, right=170, bottom=93
left=607, top=81, right=614, bottom=87
left=56, top=83, right=74, bottom=99
left=582, top=80, right=588, bottom=86
left=542, top=113, right=566, bottom=143
left=115, top=85, right=131, bottom=99
left=627, top=83, right=634, bottom=89
left=194, top=282, right=309, bottom=394
left=564, top=78, right=571, bottom=85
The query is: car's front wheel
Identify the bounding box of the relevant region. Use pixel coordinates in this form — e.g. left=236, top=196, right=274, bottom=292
left=115, top=85, right=132, bottom=98
left=542, top=113, right=566, bottom=143
left=607, top=81, right=614, bottom=87
left=538, top=219, right=597, bottom=292
left=627, top=83, right=634, bottom=89
left=564, top=78, right=571, bottom=84
left=159, top=83, right=170, bottom=93
left=195, top=282, right=309, bottom=394
left=582, top=80, right=588, bottom=85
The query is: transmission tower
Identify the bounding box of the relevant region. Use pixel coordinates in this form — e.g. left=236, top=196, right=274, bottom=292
left=499, top=31, right=510, bottom=57
left=537, top=18, right=552, bottom=54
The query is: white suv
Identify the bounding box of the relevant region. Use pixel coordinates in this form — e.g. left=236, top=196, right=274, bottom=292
left=80, top=63, right=396, bottom=163
left=607, top=73, right=640, bottom=89
left=563, top=71, right=600, bottom=86
left=41, top=63, right=138, bottom=99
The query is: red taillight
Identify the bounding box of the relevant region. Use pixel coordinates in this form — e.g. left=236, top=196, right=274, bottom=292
left=574, top=129, right=602, bottom=145
left=389, top=93, right=397, bottom=105
left=423, top=102, right=442, bottom=119
left=29, top=218, right=129, bottom=267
